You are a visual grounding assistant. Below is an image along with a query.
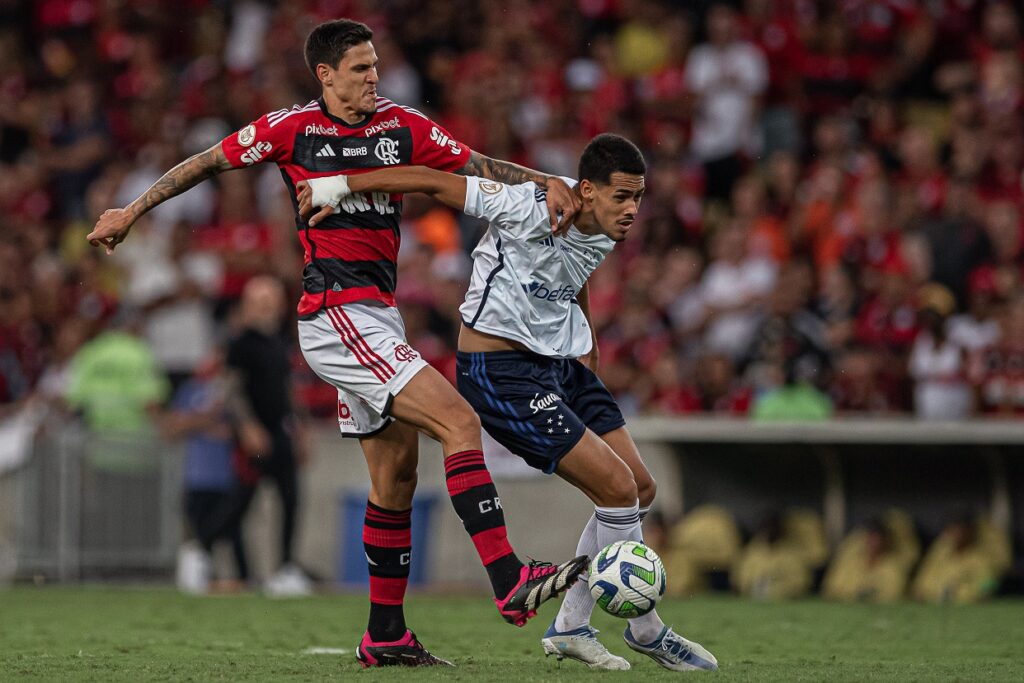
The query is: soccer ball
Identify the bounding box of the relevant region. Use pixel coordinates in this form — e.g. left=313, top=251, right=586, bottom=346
left=589, top=540, right=666, bottom=618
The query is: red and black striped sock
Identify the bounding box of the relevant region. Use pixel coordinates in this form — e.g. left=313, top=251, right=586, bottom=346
left=363, top=501, right=411, bottom=642
left=444, top=449, right=523, bottom=598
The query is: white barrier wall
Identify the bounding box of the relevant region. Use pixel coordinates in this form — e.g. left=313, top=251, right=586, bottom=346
left=5, top=417, right=1020, bottom=585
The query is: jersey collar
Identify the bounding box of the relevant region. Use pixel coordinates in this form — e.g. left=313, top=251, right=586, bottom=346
left=317, top=97, right=372, bottom=129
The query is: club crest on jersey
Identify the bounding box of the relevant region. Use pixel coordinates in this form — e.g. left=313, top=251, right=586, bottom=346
left=375, top=137, right=401, bottom=165
left=479, top=181, right=504, bottom=195
left=237, top=124, right=256, bottom=147
left=394, top=344, right=418, bottom=362
left=530, top=392, right=561, bottom=413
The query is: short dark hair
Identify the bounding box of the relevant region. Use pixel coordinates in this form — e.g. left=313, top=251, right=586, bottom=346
left=578, top=133, right=646, bottom=184
left=304, top=19, right=374, bottom=78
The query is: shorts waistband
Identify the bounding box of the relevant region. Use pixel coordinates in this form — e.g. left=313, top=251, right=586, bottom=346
left=456, top=349, right=557, bottom=363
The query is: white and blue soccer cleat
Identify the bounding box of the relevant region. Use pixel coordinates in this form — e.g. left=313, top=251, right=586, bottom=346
left=542, top=622, right=631, bottom=670
left=623, top=625, right=719, bottom=672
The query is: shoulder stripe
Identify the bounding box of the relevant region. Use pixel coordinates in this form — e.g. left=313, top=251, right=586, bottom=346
left=397, top=104, right=429, bottom=121
left=267, top=101, right=319, bottom=127
left=376, top=103, right=396, bottom=113
left=267, top=103, right=304, bottom=123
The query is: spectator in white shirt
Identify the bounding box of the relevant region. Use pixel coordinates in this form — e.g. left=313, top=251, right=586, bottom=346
left=685, top=3, right=768, bottom=201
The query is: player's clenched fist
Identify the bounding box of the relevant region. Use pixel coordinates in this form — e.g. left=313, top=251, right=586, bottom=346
left=88, top=208, right=136, bottom=254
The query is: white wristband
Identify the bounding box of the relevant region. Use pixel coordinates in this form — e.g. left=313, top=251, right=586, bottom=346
left=308, top=175, right=352, bottom=209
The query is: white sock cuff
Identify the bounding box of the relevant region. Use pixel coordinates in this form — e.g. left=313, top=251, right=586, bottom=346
left=639, top=505, right=651, bottom=522
left=594, top=502, right=641, bottom=530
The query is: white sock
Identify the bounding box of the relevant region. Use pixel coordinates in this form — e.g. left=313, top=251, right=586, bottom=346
left=554, top=502, right=667, bottom=639
left=628, top=503, right=667, bottom=641
left=593, top=502, right=642, bottom=548
left=596, top=502, right=667, bottom=643
left=554, top=515, right=599, bottom=632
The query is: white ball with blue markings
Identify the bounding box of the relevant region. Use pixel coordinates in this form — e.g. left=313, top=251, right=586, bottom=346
left=588, top=540, right=666, bottom=618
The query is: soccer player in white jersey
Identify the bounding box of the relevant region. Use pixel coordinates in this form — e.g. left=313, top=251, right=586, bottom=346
left=298, top=133, right=718, bottom=672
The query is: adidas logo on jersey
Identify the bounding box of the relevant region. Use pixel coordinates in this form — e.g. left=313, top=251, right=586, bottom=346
left=540, top=236, right=555, bottom=247
left=315, top=144, right=336, bottom=157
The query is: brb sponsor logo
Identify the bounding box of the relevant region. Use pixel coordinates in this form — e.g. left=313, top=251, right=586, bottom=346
left=364, top=116, right=401, bottom=137
left=240, top=141, right=272, bottom=165
left=430, top=126, right=462, bottom=155
left=343, top=146, right=367, bottom=157
left=305, top=123, right=339, bottom=136
left=394, top=344, right=418, bottom=362
left=530, top=392, right=561, bottom=413
left=521, top=281, right=577, bottom=302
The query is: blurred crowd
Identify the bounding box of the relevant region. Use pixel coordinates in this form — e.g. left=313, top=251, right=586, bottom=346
left=645, top=506, right=1013, bottom=603
left=4, top=0, right=1024, bottom=421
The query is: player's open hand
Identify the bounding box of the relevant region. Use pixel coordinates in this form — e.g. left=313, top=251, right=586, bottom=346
left=296, top=180, right=336, bottom=228
left=545, top=177, right=582, bottom=235
left=87, top=208, right=136, bottom=254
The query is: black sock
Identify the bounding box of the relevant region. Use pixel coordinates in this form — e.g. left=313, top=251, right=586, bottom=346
left=487, top=554, right=525, bottom=598
left=367, top=603, right=406, bottom=643
left=444, top=450, right=523, bottom=598
left=364, top=502, right=411, bottom=642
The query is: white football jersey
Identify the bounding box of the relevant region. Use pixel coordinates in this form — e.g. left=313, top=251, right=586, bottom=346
left=458, top=176, right=615, bottom=358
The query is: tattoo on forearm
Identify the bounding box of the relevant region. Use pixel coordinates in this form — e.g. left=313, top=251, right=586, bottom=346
left=130, top=144, right=232, bottom=216
left=457, top=152, right=549, bottom=188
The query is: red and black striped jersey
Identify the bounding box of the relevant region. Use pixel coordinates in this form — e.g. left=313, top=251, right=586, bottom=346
left=220, top=96, right=472, bottom=317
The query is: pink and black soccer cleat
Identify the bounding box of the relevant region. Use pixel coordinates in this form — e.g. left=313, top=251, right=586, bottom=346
left=494, top=556, right=589, bottom=627
left=355, top=630, right=453, bottom=668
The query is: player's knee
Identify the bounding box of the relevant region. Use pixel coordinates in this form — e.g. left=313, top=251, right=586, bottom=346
left=598, top=469, right=638, bottom=508
left=445, top=404, right=481, bottom=441
left=637, top=474, right=657, bottom=508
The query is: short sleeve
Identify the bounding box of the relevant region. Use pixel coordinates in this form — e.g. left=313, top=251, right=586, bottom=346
left=220, top=112, right=289, bottom=168
left=463, top=176, right=541, bottom=239
left=408, top=115, right=472, bottom=172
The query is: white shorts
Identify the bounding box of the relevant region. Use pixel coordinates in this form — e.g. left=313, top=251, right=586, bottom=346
left=298, top=302, right=428, bottom=437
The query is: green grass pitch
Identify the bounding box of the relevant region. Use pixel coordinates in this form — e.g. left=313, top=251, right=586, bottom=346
left=1, top=587, right=1022, bottom=681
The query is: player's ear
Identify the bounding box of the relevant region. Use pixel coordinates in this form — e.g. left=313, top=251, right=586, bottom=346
left=316, top=63, right=333, bottom=87
left=579, top=179, right=595, bottom=202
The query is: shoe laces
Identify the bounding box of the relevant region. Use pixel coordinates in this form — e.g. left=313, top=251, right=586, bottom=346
left=525, top=558, right=557, bottom=578
left=659, top=630, right=692, bottom=659
left=404, top=634, right=440, bottom=663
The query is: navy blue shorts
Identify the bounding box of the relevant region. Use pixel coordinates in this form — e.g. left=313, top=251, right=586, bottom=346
left=456, top=351, right=626, bottom=474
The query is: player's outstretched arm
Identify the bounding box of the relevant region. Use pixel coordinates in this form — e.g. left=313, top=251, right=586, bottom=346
left=296, top=167, right=467, bottom=227
left=457, top=151, right=581, bottom=234
left=87, top=143, right=234, bottom=253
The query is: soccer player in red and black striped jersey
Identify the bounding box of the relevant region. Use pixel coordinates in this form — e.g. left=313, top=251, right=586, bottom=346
left=89, top=19, right=587, bottom=668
